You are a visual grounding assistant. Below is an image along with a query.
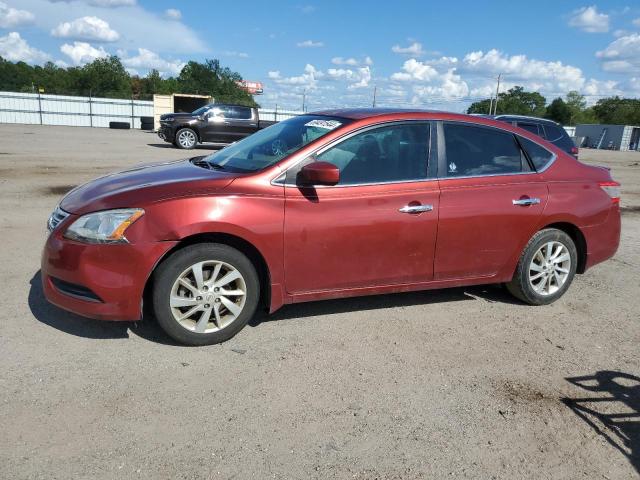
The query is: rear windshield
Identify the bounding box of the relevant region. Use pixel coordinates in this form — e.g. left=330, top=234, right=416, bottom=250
left=202, top=115, right=350, bottom=173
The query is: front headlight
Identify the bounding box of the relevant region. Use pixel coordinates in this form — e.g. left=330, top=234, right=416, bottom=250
left=64, top=208, right=144, bottom=244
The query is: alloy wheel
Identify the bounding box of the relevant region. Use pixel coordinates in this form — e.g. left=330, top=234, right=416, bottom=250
left=178, top=130, right=196, bottom=148
left=169, top=260, right=247, bottom=333
left=528, top=241, right=571, bottom=296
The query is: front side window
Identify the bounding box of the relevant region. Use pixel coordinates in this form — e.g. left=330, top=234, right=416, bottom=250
left=202, top=115, right=349, bottom=173
left=443, top=123, right=529, bottom=177
left=293, top=122, right=430, bottom=185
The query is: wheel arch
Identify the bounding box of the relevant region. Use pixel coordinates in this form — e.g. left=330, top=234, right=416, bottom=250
left=175, top=125, right=202, bottom=142
left=540, top=222, right=588, bottom=274
left=142, top=232, right=271, bottom=319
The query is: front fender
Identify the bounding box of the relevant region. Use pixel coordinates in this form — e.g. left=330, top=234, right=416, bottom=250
left=128, top=193, right=286, bottom=296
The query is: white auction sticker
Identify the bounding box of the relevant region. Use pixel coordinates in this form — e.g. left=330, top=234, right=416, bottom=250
left=304, top=119, right=342, bottom=130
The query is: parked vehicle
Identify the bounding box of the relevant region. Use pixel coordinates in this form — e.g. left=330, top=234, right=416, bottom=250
left=157, top=103, right=276, bottom=149
left=493, top=115, right=579, bottom=158
left=43, top=109, right=621, bottom=345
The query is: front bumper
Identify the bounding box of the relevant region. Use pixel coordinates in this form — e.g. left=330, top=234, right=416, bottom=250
left=158, top=124, right=175, bottom=142
left=41, top=227, right=178, bottom=321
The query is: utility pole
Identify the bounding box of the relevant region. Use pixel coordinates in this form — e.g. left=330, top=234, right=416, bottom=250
left=372, top=85, right=377, bottom=108
left=493, top=73, right=502, bottom=115
left=488, top=95, right=494, bottom=115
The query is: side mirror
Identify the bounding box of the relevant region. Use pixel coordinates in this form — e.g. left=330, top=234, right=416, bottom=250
left=300, top=161, right=340, bottom=186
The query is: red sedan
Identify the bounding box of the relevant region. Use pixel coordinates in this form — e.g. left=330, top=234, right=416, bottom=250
left=42, top=109, right=621, bottom=345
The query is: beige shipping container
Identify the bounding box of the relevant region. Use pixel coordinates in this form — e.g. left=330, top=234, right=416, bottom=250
left=153, top=93, right=213, bottom=130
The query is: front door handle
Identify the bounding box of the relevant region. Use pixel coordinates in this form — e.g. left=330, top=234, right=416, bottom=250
left=399, top=204, right=433, bottom=214
left=512, top=197, right=541, bottom=206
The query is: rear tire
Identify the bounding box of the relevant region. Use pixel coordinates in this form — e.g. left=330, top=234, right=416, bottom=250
left=152, top=244, right=260, bottom=346
left=506, top=228, right=577, bottom=305
left=175, top=128, right=197, bottom=149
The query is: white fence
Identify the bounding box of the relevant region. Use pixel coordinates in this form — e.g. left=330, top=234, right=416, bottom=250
left=0, top=91, right=153, bottom=128
left=0, top=91, right=301, bottom=129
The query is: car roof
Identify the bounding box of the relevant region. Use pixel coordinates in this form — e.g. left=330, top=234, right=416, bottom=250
left=495, top=114, right=562, bottom=126
left=311, top=108, right=444, bottom=120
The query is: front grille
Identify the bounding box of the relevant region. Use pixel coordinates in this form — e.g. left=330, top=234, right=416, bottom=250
left=47, top=206, right=69, bottom=232
left=50, top=277, right=102, bottom=302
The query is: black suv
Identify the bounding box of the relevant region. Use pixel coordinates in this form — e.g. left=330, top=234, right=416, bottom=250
left=493, top=115, right=578, bottom=158
left=158, top=104, right=275, bottom=149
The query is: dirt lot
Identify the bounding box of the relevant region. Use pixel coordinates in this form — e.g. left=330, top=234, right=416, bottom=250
left=0, top=124, right=638, bottom=479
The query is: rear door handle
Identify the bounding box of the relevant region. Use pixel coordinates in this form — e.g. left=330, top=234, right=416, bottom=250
left=399, top=204, right=433, bottom=213
left=512, top=197, right=541, bottom=206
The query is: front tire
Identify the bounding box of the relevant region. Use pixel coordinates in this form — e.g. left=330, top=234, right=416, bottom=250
left=152, top=244, right=260, bottom=346
left=175, top=128, right=197, bottom=150
left=506, top=228, right=577, bottom=305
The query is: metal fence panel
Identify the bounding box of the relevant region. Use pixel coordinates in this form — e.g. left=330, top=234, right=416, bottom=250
left=0, top=91, right=301, bottom=129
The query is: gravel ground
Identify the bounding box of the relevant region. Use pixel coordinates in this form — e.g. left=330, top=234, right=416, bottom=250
left=0, top=124, right=638, bottom=479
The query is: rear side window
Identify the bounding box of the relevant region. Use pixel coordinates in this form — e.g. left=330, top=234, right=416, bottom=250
left=518, top=137, right=554, bottom=171
left=230, top=107, right=252, bottom=119
left=517, top=122, right=540, bottom=136
left=542, top=124, right=565, bottom=141
left=443, top=123, right=529, bottom=177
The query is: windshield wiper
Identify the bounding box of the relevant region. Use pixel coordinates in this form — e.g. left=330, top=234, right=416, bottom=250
left=191, top=157, right=225, bottom=171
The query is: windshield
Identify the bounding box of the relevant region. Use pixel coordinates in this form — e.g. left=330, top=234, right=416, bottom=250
left=192, top=104, right=214, bottom=116
left=202, top=115, right=349, bottom=173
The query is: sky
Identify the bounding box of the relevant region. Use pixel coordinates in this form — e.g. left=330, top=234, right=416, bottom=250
left=1, top=0, right=639, bottom=112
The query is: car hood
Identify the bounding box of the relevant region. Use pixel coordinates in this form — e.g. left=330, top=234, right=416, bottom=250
left=60, top=157, right=236, bottom=214
left=160, top=112, right=197, bottom=121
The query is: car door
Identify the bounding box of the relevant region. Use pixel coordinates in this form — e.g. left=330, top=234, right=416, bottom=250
left=434, top=121, right=549, bottom=280
left=283, top=121, right=440, bottom=294
left=225, top=106, right=259, bottom=143
left=202, top=106, right=235, bottom=143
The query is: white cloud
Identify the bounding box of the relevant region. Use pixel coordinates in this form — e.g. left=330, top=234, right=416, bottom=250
left=19, top=0, right=207, bottom=54
left=331, top=56, right=373, bottom=67
left=297, top=5, right=315, bottom=14
left=461, top=49, right=584, bottom=92
left=391, top=59, right=438, bottom=82
left=0, top=31, right=49, bottom=63
left=52, top=16, right=119, bottom=42
left=596, top=33, right=640, bottom=73
left=327, top=66, right=371, bottom=89
left=60, top=41, right=108, bottom=64
left=0, top=2, right=35, bottom=28
left=633, top=18, right=640, bottom=27
left=296, top=39, right=323, bottom=48
left=121, top=47, right=185, bottom=75
left=391, top=42, right=425, bottom=57
left=269, top=64, right=323, bottom=90
left=221, top=50, right=249, bottom=58
left=51, top=0, right=136, bottom=6
left=568, top=5, right=609, bottom=33
left=332, top=57, right=358, bottom=66
left=164, top=8, right=181, bottom=20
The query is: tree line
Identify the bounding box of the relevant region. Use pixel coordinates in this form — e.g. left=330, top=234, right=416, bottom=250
left=467, top=86, right=640, bottom=126
left=0, top=55, right=258, bottom=106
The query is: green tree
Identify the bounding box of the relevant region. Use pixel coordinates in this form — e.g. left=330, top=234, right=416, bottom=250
left=177, top=59, right=257, bottom=106
left=467, top=86, right=546, bottom=116
left=564, top=91, right=587, bottom=125
left=79, top=56, right=132, bottom=97
left=592, top=97, right=640, bottom=125
left=466, top=98, right=493, bottom=114
left=545, top=97, right=572, bottom=125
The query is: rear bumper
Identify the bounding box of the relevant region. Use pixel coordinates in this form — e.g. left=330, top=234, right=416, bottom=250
left=41, top=230, right=178, bottom=321
left=583, top=204, right=621, bottom=270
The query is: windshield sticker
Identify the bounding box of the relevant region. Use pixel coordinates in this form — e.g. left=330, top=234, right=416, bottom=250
left=304, top=119, right=342, bottom=130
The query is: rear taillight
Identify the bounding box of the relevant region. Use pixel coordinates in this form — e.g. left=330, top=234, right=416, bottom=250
left=599, top=181, right=621, bottom=204
left=570, top=146, right=579, bottom=156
